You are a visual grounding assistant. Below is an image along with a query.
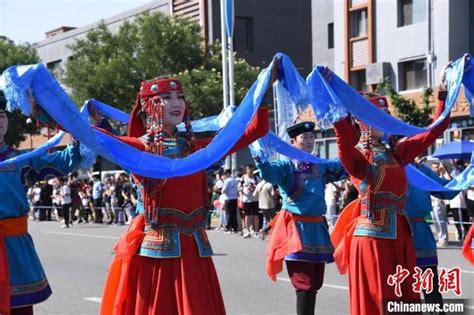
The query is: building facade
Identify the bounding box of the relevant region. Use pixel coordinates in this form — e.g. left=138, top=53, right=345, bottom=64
left=312, top=0, right=474, bottom=159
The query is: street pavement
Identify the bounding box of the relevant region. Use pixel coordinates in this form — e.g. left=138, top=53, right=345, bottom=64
left=28, top=221, right=473, bottom=315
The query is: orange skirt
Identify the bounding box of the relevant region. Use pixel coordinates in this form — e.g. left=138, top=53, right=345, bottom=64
left=348, top=215, right=420, bottom=315
left=100, top=215, right=225, bottom=315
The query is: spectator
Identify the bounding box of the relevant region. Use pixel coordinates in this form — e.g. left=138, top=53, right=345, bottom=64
left=32, top=183, right=42, bottom=221
left=447, top=159, right=470, bottom=242
left=92, top=175, right=104, bottom=223
left=212, top=171, right=226, bottom=231
left=325, top=182, right=341, bottom=229
left=240, top=165, right=260, bottom=238
left=431, top=162, right=450, bottom=246
left=103, top=177, right=115, bottom=224
left=221, top=169, right=239, bottom=233
left=79, top=184, right=93, bottom=223
left=253, top=179, right=276, bottom=239
left=40, top=182, right=53, bottom=221
left=58, top=177, right=72, bottom=228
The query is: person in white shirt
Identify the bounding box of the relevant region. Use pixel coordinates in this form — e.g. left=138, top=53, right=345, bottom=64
left=221, top=169, right=239, bottom=233
left=58, top=177, right=72, bottom=228
left=447, top=160, right=470, bottom=242
left=253, top=179, right=276, bottom=239
left=240, top=165, right=260, bottom=238
left=324, top=182, right=340, bottom=229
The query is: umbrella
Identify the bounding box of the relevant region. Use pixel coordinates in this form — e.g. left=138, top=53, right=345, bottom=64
left=432, top=140, right=474, bottom=160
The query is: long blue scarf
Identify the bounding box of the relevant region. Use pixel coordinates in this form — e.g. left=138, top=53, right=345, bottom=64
left=307, top=53, right=474, bottom=135
left=1, top=53, right=301, bottom=178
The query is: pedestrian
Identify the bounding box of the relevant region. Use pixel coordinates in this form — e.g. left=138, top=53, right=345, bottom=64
left=253, top=178, right=276, bottom=240
left=221, top=169, right=240, bottom=233
left=431, top=161, right=450, bottom=246
left=92, top=175, right=104, bottom=223
left=58, top=177, right=72, bottom=229
left=254, top=120, right=346, bottom=315
left=324, top=182, right=340, bottom=229
left=239, top=164, right=260, bottom=238
left=447, top=159, right=470, bottom=242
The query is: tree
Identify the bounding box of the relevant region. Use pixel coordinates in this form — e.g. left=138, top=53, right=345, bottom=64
left=176, top=41, right=261, bottom=118
left=0, top=39, right=39, bottom=147
left=376, top=78, right=433, bottom=127
left=64, top=12, right=260, bottom=119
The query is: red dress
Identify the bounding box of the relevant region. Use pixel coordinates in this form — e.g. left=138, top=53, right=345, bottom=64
left=100, top=108, right=269, bottom=315
left=332, top=94, right=449, bottom=315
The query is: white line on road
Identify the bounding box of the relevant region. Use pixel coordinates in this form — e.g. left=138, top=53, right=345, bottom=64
left=277, top=277, right=348, bottom=290
left=44, top=231, right=119, bottom=240
left=84, top=297, right=101, bottom=303
left=461, top=270, right=474, bottom=275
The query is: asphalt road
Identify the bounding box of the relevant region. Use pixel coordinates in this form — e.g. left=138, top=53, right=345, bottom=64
left=27, top=221, right=473, bottom=315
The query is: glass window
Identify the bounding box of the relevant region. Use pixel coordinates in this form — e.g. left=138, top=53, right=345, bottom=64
left=399, top=59, right=427, bottom=90
left=350, top=70, right=367, bottom=91
left=234, top=17, right=254, bottom=53
left=328, top=23, right=334, bottom=49
left=350, top=9, right=367, bottom=38
left=327, top=140, right=338, bottom=159
left=398, top=0, right=426, bottom=27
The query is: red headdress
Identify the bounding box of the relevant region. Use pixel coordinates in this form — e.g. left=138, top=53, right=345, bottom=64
left=355, top=92, right=390, bottom=221
left=128, top=77, right=191, bottom=139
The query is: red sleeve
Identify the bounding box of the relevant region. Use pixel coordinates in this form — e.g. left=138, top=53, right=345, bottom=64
left=93, top=126, right=146, bottom=151
left=397, top=91, right=450, bottom=165
left=194, top=107, right=270, bottom=155
left=333, top=117, right=368, bottom=180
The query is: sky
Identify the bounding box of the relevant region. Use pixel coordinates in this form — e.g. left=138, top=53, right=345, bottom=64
left=0, top=0, right=152, bottom=44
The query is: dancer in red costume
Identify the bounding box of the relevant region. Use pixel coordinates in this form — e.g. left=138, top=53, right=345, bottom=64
left=462, top=223, right=474, bottom=265
left=99, top=70, right=277, bottom=314
left=331, top=64, right=452, bottom=315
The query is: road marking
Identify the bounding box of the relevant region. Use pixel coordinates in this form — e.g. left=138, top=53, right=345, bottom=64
left=84, top=297, right=101, bottom=303
left=277, top=277, right=348, bottom=290
left=461, top=270, right=474, bottom=275
left=44, top=231, right=119, bottom=240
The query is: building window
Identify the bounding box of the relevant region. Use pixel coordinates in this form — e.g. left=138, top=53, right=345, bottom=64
left=399, top=59, right=427, bottom=90
left=398, top=0, right=426, bottom=27
left=349, top=9, right=367, bottom=38
left=350, top=69, right=367, bottom=91
left=328, top=23, right=334, bottom=49
left=233, top=17, right=254, bottom=53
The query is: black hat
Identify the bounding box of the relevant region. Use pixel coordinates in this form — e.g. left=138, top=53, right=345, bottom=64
left=0, top=91, right=6, bottom=111
left=286, top=121, right=315, bottom=138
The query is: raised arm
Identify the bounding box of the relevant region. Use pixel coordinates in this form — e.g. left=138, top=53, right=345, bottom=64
left=397, top=91, right=450, bottom=165
left=28, top=142, right=82, bottom=180
left=333, top=117, right=368, bottom=180
left=255, top=158, right=291, bottom=187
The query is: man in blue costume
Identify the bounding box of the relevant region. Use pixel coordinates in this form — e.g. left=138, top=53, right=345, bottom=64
left=406, top=157, right=458, bottom=312
left=0, top=91, right=83, bottom=315
left=254, top=121, right=345, bottom=315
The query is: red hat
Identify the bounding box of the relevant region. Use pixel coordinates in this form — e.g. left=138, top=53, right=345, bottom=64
left=128, top=77, right=190, bottom=138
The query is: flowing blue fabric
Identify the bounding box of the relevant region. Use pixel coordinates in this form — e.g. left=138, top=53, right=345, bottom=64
left=307, top=53, right=474, bottom=135
left=0, top=53, right=296, bottom=178
left=84, top=99, right=129, bottom=123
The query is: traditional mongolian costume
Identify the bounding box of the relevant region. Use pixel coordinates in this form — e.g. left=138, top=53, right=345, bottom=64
left=100, top=77, right=269, bottom=315
left=255, top=121, right=345, bottom=315
left=0, top=92, right=82, bottom=315
left=462, top=224, right=474, bottom=265
left=331, top=91, right=450, bottom=315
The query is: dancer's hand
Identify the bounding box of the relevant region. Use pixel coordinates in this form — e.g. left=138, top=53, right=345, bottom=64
left=439, top=61, right=453, bottom=90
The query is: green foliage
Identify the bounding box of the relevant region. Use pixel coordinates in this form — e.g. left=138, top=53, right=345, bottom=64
left=64, top=12, right=260, bottom=119
left=176, top=42, right=260, bottom=118
left=375, top=78, right=433, bottom=127
left=0, top=39, right=39, bottom=147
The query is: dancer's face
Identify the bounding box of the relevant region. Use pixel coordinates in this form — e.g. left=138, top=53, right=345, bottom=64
left=0, top=110, right=8, bottom=139
left=291, top=131, right=315, bottom=153
left=159, top=90, right=186, bottom=128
